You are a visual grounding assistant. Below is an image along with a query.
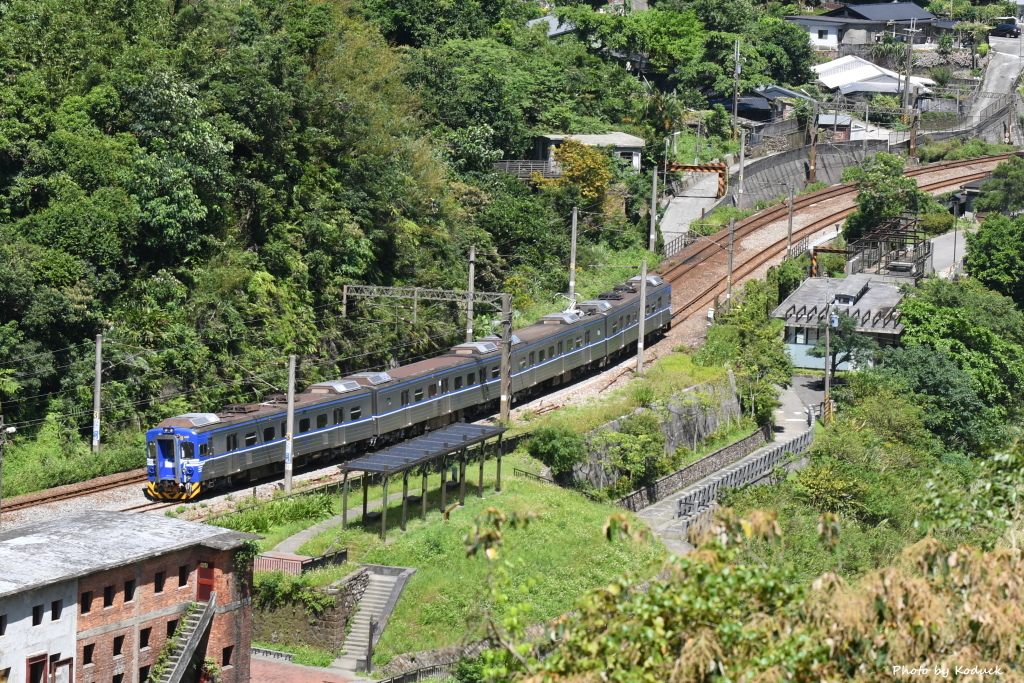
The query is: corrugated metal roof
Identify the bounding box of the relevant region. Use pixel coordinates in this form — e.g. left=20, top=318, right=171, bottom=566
left=826, top=2, right=935, bottom=22
left=541, top=132, right=646, bottom=148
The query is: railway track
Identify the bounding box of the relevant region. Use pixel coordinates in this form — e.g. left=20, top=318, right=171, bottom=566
left=1, top=470, right=148, bottom=514
left=662, top=155, right=1009, bottom=322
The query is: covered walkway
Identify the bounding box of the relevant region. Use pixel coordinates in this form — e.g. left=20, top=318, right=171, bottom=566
left=339, top=423, right=506, bottom=538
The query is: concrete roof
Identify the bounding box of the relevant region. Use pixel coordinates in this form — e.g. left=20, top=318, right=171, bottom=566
left=0, top=511, right=258, bottom=599
left=819, top=114, right=853, bottom=126
left=771, top=275, right=904, bottom=334
left=541, top=133, right=646, bottom=148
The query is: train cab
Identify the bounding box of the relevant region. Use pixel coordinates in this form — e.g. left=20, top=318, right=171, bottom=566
left=145, top=412, right=219, bottom=499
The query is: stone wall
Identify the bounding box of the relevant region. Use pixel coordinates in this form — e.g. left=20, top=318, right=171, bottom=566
left=252, top=566, right=369, bottom=651
left=616, top=424, right=771, bottom=512
left=571, top=374, right=742, bottom=490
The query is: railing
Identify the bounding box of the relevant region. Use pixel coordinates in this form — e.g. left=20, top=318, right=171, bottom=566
left=663, top=232, right=697, bottom=258
left=513, top=467, right=554, bottom=484
left=165, top=594, right=217, bottom=683
left=254, top=548, right=348, bottom=576
left=378, top=664, right=453, bottom=683
left=251, top=647, right=294, bottom=662
left=492, top=160, right=561, bottom=178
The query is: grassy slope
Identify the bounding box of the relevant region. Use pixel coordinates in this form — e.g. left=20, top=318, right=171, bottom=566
left=293, top=471, right=664, bottom=664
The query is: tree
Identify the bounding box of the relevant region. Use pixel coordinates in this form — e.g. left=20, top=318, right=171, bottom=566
left=808, top=310, right=878, bottom=376
left=842, top=153, right=936, bottom=241
left=965, top=213, right=1024, bottom=306
left=975, top=155, right=1024, bottom=214
left=527, top=426, right=586, bottom=476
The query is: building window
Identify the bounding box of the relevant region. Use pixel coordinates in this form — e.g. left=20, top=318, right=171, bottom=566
left=166, top=619, right=178, bottom=637
left=0, top=614, right=6, bottom=636
left=114, top=674, right=124, bottom=683
left=31, top=604, right=43, bottom=626
left=222, top=645, right=234, bottom=668
left=316, top=414, right=327, bottom=429
left=226, top=433, right=238, bottom=451
left=80, top=591, right=92, bottom=615
left=818, top=29, right=828, bottom=40
left=139, top=666, right=151, bottom=682
left=113, top=635, right=125, bottom=657
left=51, top=600, right=62, bottom=621
left=179, top=565, right=189, bottom=587
left=350, top=406, right=362, bottom=420
left=263, top=426, right=275, bottom=442
left=83, top=644, right=94, bottom=665
left=299, top=418, right=310, bottom=433
left=140, top=627, right=151, bottom=649
left=124, top=580, right=136, bottom=603
left=244, top=432, right=258, bottom=447
left=103, top=585, right=114, bottom=607
left=155, top=572, right=166, bottom=594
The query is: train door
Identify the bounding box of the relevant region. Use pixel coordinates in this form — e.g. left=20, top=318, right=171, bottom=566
left=156, top=436, right=180, bottom=483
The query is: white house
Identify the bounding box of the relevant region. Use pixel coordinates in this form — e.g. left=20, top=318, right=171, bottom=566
left=535, top=133, right=646, bottom=171
left=813, top=55, right=935, bottom=98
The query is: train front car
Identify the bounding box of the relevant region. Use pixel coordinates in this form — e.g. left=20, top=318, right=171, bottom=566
left=145, top=413, right=217, bottom=500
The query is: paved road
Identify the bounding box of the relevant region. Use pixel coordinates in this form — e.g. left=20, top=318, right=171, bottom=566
left=660, top=173, right=721, bottom=246
left=931, top=227, right=971, bottom=276
left=971, top=36, right=1024, bottom=125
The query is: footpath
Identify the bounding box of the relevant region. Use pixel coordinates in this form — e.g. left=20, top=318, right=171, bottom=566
left=635, top=384, right=810, bottom=555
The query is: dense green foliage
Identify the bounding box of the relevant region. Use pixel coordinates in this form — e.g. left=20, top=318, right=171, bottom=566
left=966, top=213, right=1024, bottom=306
left=976, top=155, right=1024, bottom=214
left=527, top=426, right=586, bottom=476
left=841, top=153, right=939, bottom=241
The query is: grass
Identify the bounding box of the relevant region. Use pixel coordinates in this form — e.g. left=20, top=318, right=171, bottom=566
left=251, top=641, right=336, bottom=667
left=509, top=353, right=726, bottom=437
left=288, top=472, right=664, bottom=665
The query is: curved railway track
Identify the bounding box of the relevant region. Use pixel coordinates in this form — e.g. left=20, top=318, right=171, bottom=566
left=662, top=155, right=1011, bottom=322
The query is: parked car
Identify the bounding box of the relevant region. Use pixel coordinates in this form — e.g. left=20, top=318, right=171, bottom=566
left=990, top=23, right=1021, bottom=37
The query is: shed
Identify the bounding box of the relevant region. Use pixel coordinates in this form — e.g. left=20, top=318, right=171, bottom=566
left=535, top=132, right=646, bottom=171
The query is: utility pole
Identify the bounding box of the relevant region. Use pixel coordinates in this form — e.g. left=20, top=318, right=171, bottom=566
left=909, top=109, right=919, bottom=158
left=649, top=165, right=658, bottom=251
left=284, top=354, right=296, bottom=494
left=568, top=207, right=578, bottom=303
left=0, top=415, right=13, bottom=528
left=903, top=18, right=916, bottom=111
left=863, top=102, right=870, bottom=156
left=732, top=38, right=741, bottom=139
left=727, top=218, right=735, bottom=310
left=694, top=118, right=702, bottom=164
left=737, top=129, right=746, bottom=210
left=499, top=293, right=513, bottom=422
left=636, top=260, right=647, bottom=376
left=824, top=311, right=831, bottom=418
left=466, top=246, right=475, bottom=342
left=808, top=100, right=820, bottom=184
left=662, top=137, right=669, bottom=191
left=92, top=333, right=102, bottom=453
left=787, top=186, right=795, bottom=252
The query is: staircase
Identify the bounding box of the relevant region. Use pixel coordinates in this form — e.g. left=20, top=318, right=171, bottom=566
left=333, top=572, right=399, bottom=671
left=159, top=594, right=217, bottom=683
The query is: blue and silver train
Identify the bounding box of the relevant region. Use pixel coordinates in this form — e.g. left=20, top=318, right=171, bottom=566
left=145, top=276, right=672, bottom=499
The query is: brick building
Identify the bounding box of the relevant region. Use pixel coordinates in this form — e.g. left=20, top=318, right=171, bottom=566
left=0, top=512, right=257, bottom=683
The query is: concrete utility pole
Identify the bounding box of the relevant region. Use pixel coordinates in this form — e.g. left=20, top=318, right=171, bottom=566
left=909, top=109, right=919, bottom=158
left=284, top=354, right=296, bottom=494
left=568, top=207, right=578, bottom=303
left=737, top=129, right=747, bottom=210
left=92, top=333, right=102, bottom=453
left=694, top=118, right=702, bottom=164
left=466, top=246, right=475, bottom=342
left=636, top=260, right=648, bottom=376
left=808, top=100, right=820, bottom=184
left=727, top=218, right=736, bottom=310
left=787, top=186, right=795, bottom=252
left=863, top=102, right=870, bottom=156
left=649, top=165, right=658, bottom=251
left=903, top=19, right=916, bottom=110
left=732, top=38, right=741, bottom=139
left=662, top=137, right=670, bottom=190
left=499, top=293, right=513, bottom=422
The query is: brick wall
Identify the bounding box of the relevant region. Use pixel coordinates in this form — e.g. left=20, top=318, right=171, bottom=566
left=75, top=546, right=251, bottom=683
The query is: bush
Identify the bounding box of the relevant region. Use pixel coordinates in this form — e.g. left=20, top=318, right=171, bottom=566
left=919, top=212, right=955, bottom=235
left=977, top=42, right=989, bottom=58
left=929, top=66, right=953, bottom=87
left=527, top=426, right=586, bottom=475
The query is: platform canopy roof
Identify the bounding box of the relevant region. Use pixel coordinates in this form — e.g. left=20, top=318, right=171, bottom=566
left=341, top=423, right=505, bottom=476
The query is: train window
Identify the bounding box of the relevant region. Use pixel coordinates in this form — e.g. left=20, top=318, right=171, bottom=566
left=199, top=443, right=208, bottom=457
left=351, top=406, right=362, bottom=420
left=658, top=297, right=662, bottom=309
left=539, top=349, right=545, bottom=362
left=549, top=346, right=554, bottom=358
left=612, top=320, right=618, bottom=334
left=596, top=329, right=602, bottom=338
left=528, top=352, right=535, bottom=366
left=576, top=336, right=582, bottom=348
left=585, top=330, right=591, bottom=345
left=401, top=390, right=410, bottom=406
left=316, top=414, right=327, bottom=429
left=492, top=366, right=500, bottom=379
left=414, top=388, right=424, bottom=402
left=226, top=434, right=238, bottom=451
left=299, top=418, right=310, bottom=433
left=182, top=442, right=194, bottom=459
left=454, top=376, right=463, bottom=390
left=147, top=442, right=157, bottom=460
left=441, top=378, right=449, bottom=393
left=429, top=384, right=437, bottom=398
left=263, top=427, right=274, bottom=442
left=281, top=421, right=287, bottom=437
left=467, top=373, right=476, bottom=386
left=557, top=341, right=563, bottom=355
left=519, top=358, right=527, bottom=371
left=333, top=407, right=343, bottom=425
left=244, top=432, right=257, bottom=447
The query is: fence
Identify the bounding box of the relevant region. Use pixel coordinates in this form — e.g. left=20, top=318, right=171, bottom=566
left=254, top=548, right=349, bottom=575
left=674, top=428, right=815, bottom=538
left=491, top=160, right=560, bottom=178
left=513, top=467, right=554, bottom=484
left=377, top=664, right=453, bottom=683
